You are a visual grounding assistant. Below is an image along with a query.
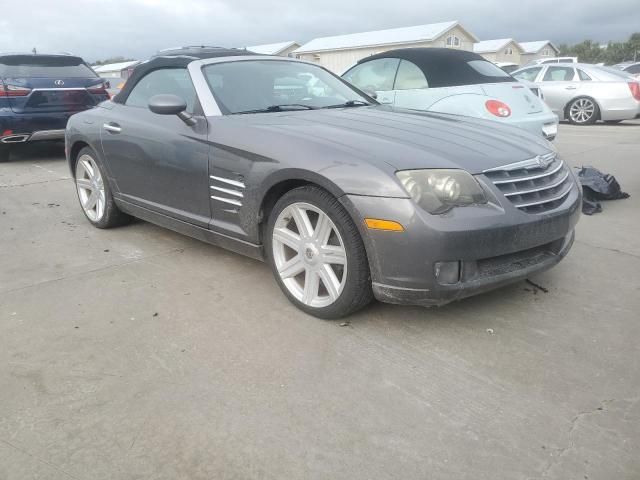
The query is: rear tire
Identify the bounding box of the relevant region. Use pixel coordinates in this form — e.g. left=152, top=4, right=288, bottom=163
left=265, top=185, right=373, bottom=319
left=0, top=144, right=11, bottom=162
left=566, top=97, right=599, bottom=125
left=74, top=147, right=131, bottom=229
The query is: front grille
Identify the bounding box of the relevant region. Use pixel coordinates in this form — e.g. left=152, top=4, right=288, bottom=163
left=483, top=153, right=573, bottom=214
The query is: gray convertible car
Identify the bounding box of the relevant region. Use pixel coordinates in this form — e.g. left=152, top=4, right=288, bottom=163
left=65, top=47, right=581, bottom=318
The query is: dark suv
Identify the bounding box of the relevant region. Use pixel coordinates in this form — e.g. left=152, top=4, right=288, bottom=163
left=0, top=53, right=109, bottom=161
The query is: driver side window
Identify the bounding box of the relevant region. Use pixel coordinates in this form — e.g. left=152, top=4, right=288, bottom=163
left=343, top=58, right=400, bottom=93
left=126, top=68, right=197, bottom=113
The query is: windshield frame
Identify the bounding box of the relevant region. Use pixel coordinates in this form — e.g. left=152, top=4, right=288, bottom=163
left=188, top=56, right=378, bottom=117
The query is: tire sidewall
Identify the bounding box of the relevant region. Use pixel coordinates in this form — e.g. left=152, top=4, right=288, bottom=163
left=265, top=186, right=371, bottom=319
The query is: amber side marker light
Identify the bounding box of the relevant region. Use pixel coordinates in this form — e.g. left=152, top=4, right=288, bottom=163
left=365, top=218, right=405, bottom=232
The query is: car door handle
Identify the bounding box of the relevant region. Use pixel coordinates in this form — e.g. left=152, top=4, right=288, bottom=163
left=103, top=123, right=121, bottom=134
left=565, top=86, right=577, bottom=90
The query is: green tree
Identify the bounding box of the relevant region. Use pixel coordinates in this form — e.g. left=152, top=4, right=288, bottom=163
left=558, top=33, right=639, bottom=64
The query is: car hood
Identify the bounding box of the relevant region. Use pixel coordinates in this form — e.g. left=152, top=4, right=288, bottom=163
left=228, top=106, right=554, bottom=174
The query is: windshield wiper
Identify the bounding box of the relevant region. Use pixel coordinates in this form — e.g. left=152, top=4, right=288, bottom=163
left=233, top=104, right=318, bottom=115
left=322, top=100, right=372, bottom=109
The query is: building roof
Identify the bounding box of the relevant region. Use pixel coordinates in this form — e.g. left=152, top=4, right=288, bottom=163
left=294, top=21, right=477, bottom=54
left=519, top=41, right=559, bottom=54
left=245, top=41, right=299, bottom=55
left=473, top=38, right=519, bottom=54
left=93, top=60, right=140, bottom=73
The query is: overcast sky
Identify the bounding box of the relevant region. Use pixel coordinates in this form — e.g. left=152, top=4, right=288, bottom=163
left=1, top=0, right=638, bottom=62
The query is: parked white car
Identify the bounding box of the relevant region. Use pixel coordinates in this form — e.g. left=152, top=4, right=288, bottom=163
left=494, top=62, right=520, bottom=74
left=614, top=62, right=640, bottom=80
left=529, top=57, right=578, bottom=66
left=512, top=63, right=640, bottom=124
left=342, top=48, right=559, bottom=140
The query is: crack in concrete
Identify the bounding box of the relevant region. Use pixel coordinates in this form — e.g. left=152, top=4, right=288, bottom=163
left=575, top=240, right=640, bottom=260
left=0, top=437, right=81, bottom=480
left=539, top=399, right=615, bottom=479
left=0, top=177, right=71, bottom=188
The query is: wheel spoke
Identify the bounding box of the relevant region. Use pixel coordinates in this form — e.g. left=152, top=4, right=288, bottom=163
left=302, top=270, right=320, bottom=304
left=313, top=212, right=333, bottom=244
left=318, top=265, right=341, bottom=301
left=76, top=178, right=92, bottom=190
left=96, top=190, right=106, bottom=218
left=273, top=227, right=301, bottom=251
left=320, top=245, right=346, bottom=265
left=290, top=206, right=314, bottom=239
left=81, top=159, right=94, bottom=177
left=85, top=189, right=98, bottom=210
left=278, top=255, right=305, bottom=279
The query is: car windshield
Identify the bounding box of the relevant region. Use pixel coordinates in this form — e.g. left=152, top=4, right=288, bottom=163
left=203, top=60, right=372, bottom=114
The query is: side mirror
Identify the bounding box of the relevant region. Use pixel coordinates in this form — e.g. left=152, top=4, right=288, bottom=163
left=366, top=91, right=378, bottom=99
left=148, top=94, right=197, bottom=126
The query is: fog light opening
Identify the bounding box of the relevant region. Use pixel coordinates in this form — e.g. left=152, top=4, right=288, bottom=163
left=434, top=261, right=461, bottom=285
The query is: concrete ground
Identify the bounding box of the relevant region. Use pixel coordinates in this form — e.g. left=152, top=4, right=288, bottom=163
left=1, top=121, right=639, bottom=480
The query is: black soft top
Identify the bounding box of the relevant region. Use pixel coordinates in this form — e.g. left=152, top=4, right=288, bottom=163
left=355, top=48, right=515, bottom=88
left=114, top=48, right=257, bottom=104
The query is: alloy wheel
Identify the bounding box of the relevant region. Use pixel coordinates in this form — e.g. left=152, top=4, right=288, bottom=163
left=75, top=154, right=106, bottom=222
left=569, top=98, right=595, bottom=124
left=272, top=202, right=347, bottom=308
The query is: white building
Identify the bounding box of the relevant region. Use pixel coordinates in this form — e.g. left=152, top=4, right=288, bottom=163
left=519, top=41, right=560, bottom=64
left=473, top=38, right=524, bottom=65
left=245, top=41, right=300, bottom=57
left=293, top=21, right=478, bottom=73
left=93, top=60, right=141, bottom=79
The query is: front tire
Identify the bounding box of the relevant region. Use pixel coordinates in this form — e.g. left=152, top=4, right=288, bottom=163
left=266, top=186, right=373, bottom=319
left=567, top=97, right=599, bottom=125
left=74, top=147, right=130, bottom=228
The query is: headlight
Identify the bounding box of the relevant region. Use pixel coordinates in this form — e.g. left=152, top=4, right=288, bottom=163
left=396, top=169, right=487, bottom=214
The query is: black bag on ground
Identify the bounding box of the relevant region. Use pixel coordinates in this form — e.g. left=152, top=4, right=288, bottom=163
left=574, top=166, right=630, bottom=215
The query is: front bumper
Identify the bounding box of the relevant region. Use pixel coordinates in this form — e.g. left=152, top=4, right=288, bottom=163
left=341, top=178, right=581, bottom=307
left=372, top=231, right=574, bottom=306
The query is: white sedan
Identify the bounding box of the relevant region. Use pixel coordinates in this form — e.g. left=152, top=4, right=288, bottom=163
left=512, top=63, right=640, bottom=125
